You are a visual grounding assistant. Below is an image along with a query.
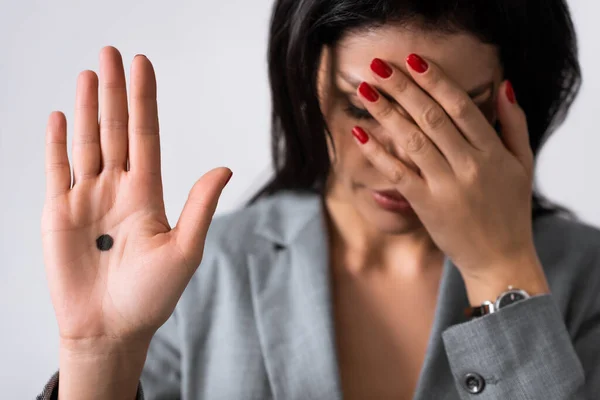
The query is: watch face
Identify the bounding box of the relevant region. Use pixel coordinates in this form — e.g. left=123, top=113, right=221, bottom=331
left=497, top=291, right=527, bottom=308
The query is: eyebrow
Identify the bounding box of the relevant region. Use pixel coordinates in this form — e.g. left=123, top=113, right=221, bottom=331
left=338, top=70, right=494, bottom=99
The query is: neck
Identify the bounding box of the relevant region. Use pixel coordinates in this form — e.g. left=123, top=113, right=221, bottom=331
left=323, top=187, right=443, bottom=277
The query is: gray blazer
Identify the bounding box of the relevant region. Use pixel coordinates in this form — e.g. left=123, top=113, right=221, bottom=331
left=38, top=191, right=600, bottom=399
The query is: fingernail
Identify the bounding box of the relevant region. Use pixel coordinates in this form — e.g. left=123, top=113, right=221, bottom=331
left=370, top=58, right=393, bottom=79
left=134, top=54, right=145, bottom=59
left=225, top=171, right=233, bottom=186
left=506, top=80, right=516, bottom=104
left=352, top=126, right=369, bottom=144
left=358, top=82, right=379, bottom=102
left=406, top=53, right=429, bottom=73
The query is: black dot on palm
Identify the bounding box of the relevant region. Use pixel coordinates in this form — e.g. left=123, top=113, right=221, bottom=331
left=96, top=234, right=114, bottom=251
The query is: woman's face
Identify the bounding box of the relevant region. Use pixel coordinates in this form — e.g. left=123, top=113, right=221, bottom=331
left=318, top=24, right=503, bottom=234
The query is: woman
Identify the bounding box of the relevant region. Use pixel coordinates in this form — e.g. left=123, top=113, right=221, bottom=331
left=38, top=0, right=599, bottom=399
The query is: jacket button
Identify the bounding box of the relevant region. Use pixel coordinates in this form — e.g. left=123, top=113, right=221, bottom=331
left=462, top=372, right=485, bottom=394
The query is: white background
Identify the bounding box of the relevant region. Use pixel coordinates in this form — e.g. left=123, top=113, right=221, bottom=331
left=0, top=0, right=598, bottom=397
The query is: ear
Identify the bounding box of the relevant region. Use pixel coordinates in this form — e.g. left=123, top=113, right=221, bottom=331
left=496, top=80, right=533, bottom=169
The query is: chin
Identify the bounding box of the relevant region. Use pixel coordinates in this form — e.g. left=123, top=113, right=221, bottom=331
left=366, top=214, right=422, bottom=235
left=358, top=196, right=422, bottom=235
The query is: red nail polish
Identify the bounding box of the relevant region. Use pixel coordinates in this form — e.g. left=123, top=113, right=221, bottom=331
left=352, top=126, right=369, bottom=144
left=370, top=58, right=393, bottom=79
left=358, top=82, right=379, bottom=102
left=506, top=81, right=516, bottom=104
left=406, top=54, right=429, bottom=73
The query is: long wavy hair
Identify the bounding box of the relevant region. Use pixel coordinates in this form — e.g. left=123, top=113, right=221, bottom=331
left=247, top=0, right=580, bottom=220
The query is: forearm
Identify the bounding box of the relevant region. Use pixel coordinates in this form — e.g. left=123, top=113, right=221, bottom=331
left=58, top=337, right=150, bottom=400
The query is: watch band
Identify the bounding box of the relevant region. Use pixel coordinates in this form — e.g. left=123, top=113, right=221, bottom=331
left=464, top=286, right=530, bottom=319
left=464, top=300, right=496, bottom=318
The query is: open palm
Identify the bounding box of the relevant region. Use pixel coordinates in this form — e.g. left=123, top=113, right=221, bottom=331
left=41, top=46, right=231, bottom=345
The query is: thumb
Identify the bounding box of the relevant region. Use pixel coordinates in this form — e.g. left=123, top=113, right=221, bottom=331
left=496, top=80, right=533, bottom=169
left=172, top=167, right=232, bottom=270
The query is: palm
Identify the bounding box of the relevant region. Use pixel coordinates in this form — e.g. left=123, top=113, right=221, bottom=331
left=41, top=46, right=231, bottom=344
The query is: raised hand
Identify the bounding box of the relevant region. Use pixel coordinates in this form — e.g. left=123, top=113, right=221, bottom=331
left=41, top=46, right=232, bottom=351
left=350, top=55, right=550, bottom=305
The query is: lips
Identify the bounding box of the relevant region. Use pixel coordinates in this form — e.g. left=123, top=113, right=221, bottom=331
left=371, top=189, right=412, bottom=212
left=373, top=189, right=406, bottom=201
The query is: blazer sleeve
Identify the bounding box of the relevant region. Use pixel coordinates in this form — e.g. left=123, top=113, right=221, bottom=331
left=35, top=309, right=182, bottom=400
left=441, top=292, right=598, bottom=399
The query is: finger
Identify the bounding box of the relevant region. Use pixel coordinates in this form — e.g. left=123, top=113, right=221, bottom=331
left=72, top=70, right=101, bottom=185
left=496, top=80, right=533, bottom=169
left=404, top=53, right=503, bottom=152
left=356, top=81, right=452, bottom=180
left=45, top=111, right=72, bottom=198
left=128, top=54, right=160, bottom=176
left=351, top=125, right=426, bottom=203
left=171, top=168, right=233, bottom=274
left=369, top=57, right=472, bottom=169
left=99, top=46, right=129, bottom=172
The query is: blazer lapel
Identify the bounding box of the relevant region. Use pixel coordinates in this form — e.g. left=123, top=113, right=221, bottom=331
left=247, top=193, right=342, bottom=400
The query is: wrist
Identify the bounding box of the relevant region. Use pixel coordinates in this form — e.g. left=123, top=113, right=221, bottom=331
left=59, top=333, right=152, bottom=356
left=461, top=252, right=550, bottom=307
left=58, top=336, right=151, bottom=400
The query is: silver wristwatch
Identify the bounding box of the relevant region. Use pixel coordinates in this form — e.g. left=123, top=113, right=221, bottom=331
left=464, top=285, right=530, bottom=318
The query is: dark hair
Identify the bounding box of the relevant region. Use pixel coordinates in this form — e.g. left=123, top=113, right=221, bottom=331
left=247, top=0, right=580, bottom=220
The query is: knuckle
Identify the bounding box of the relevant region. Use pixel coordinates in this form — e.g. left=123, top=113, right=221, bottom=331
left=100, top=117, right=128, bottom=133
left=45, top=160, right=69, bottom=173
left=405, top=130, right=429, bottom=154
left=46, top=136, right=66, bottom=145
left=392, top=78, right=410, bottom=94
left=422, top=105, right=446, bottom=129
left=75, top=100, right=98, bottom=111
left=463, top=158, right=481, bottom=181
left=74, top=133, right=99, bottom=145
left=426, top=69, right=442, bottom=87
left=375, top=102, right=396, bottom=120
left=102, top=158, right=125, bottom=170
left=448, top=96, right=471, bottom=120
left=77, top=171, right=98, bottom=181
left=103, top=80, right=126, bottom=91
left=368, top=140, right=385, bottom=159
left=388, top=165, right=406, bottom=185
left=132, top=125, right=159, bottom=136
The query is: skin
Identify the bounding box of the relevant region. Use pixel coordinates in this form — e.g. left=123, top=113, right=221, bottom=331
left=319, top=24, right=502, bottom=274
left=41, top=24, right=550, bottom=399
left=42, top=48, right=232, bottom=399
left=317, top=24, right=551, bottom=399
